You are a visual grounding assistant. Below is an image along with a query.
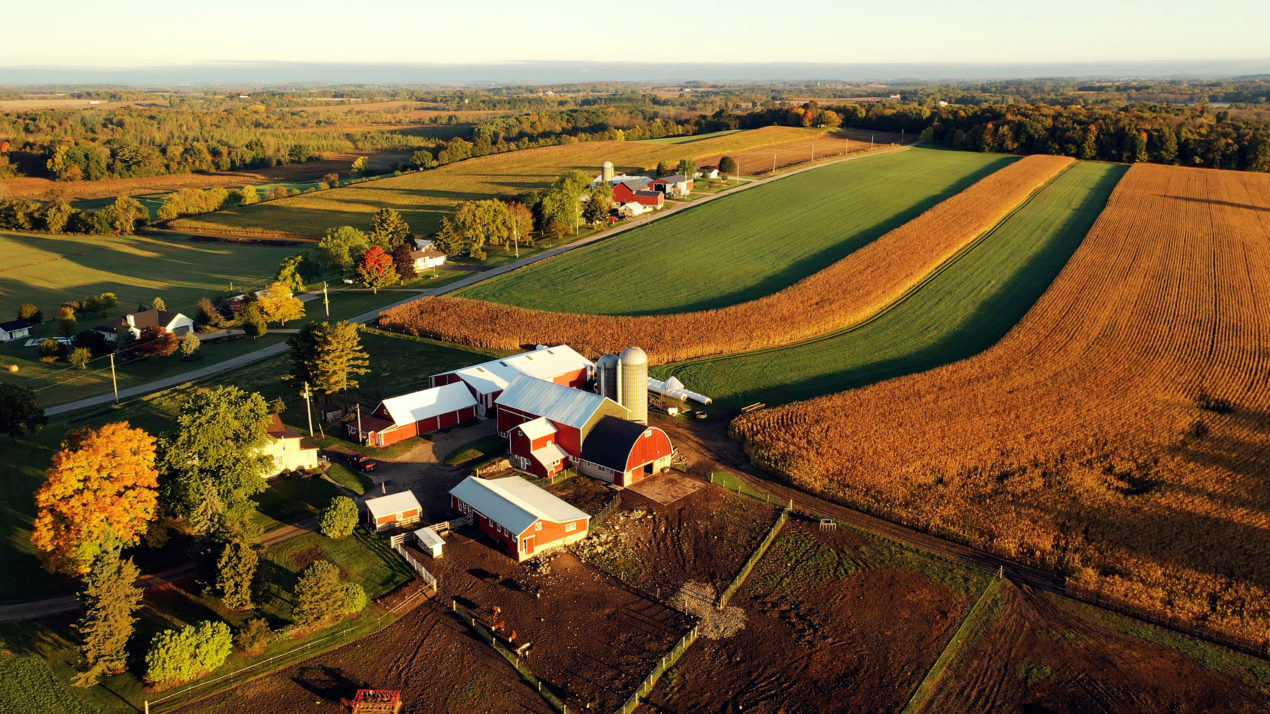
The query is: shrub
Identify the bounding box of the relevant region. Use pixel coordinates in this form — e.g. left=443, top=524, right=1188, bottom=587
left=234, top=617, right=271, bottom=657
left=319, top=496, right=358, bottom=539
left=179, top=332, right=201, bottom=359
left=241, top=303, right=268, bottom=337
left=343, top=583, right=368, bottom=617
left=144, top=621, right=233, bottom=687
left=39, top=338, right=65, bottom=363
left=17, top=303, right=42, bottom=323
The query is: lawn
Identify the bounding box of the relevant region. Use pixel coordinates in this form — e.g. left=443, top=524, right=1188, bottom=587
left=172, top=127, right=850, bottom=238
left=442, top=434, right=507, bottom=466
left=459, top=148, right=1017, bottom=315
left=654, top=161, right=1127, bottom=409
left=0, top=328, right=490, bottom=605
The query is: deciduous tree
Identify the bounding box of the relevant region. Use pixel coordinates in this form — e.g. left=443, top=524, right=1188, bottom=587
left=583, top=184, right=613, bottom=225
left=17, top=303, right=42, bottom=323
left=72, top=551, right=143, bottom=687
left=288, top=321, right=370, bottom=396
left=31, top=422, right=159, bottom=575
left=0, top=383, right=45, bottom=439
left=179, top=332, right=201, bottom=358
left=318, top=226, right=370, bottom=272
left=319, top=496, right=358, bottom=539
left=159, top=386, right=272, bottom=536
left=255, top=281, right=306, bottom=326
left=69, top=347, right=92, bottom=369
left=356, top=246, right=399, bottom=293
left=718, top=155, right=738, bottom=178
left=391, top=243, right=418, bottom=280
left=144, top=621, right=233, bottom=687
left=240, top=302, right=268, bottom=337
left=135, top=326, right=179, bottom=358
left=105, top=195, right=147, bottom=234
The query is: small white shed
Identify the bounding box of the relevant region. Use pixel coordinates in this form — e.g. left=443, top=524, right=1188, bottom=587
left=414, top=527, right=445, bottom=558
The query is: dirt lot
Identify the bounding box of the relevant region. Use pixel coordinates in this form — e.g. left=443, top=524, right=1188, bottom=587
left=429, top=535, right=691, bottom=711
left=180, top=596, right=553, bottom=714
left=573, top=479, right=779, bottom=598
left=926, top=583, right=1270, bottom=714
left=642, top=518, right=980, bottom=713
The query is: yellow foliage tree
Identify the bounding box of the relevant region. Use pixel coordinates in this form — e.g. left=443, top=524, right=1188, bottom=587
left=255, top=281, right=306, bottom=326
left=31, top=422, right=160, bottom=576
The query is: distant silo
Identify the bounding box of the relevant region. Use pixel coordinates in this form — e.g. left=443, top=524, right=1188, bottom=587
left=596, top=353, right=620, bottom=402
left=619, top=347, right=649, bottom=424
left=601, top=161, right=615, bottom=183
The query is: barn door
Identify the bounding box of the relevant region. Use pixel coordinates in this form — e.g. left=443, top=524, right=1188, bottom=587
left=523, top=535, right=535, bottom=555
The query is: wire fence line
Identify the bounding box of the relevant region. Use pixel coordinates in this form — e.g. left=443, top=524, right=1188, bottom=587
left=450, top=599, right=570, bottom=713
left=145, top=587, right=428, bottom=712
left=717, top=508, right=789, bottom=609
left=614, top=625, right=700, bottom=714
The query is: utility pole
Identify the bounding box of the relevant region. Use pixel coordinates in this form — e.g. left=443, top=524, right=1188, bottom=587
left=870, top=134, right=875, bottom=151
left=811, top=142, right=815, bottom=161
left=513, top=222, right=519, bottom=259
left=109, top=353, right=119, bottom=404
left=772, top=153, right=776, bottom=173
left=302, top=381, right=314, bottom=436
left=901, top=128, right=905, bottom=145
left=356, top=403, right=363, bottom=445
left=323, top=281, right=329, bottom=318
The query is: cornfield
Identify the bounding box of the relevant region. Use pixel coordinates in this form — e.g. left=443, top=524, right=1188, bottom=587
left=731, top=163, right=1270, bottom=648
left=380, top=155, right=1074, bottom=363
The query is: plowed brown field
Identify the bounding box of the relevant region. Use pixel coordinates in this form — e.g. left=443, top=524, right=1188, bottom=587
left=380, top=155, right=1074, bottom=363
left=732, top=163, right=1270, bottom=648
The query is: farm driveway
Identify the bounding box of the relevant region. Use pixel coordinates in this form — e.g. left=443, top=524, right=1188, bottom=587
left=43, top=143, right=912, bottom=417
left=354, top=420, right=497, bottom=523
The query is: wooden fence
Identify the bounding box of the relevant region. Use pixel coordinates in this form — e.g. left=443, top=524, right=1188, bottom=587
left=451, top=599, right=570, bottom=713
left=717, top=508, right=789, bottom=609
left=391, top=541, right=438, bottom=592
left=614, top=625, right=700, bottom=714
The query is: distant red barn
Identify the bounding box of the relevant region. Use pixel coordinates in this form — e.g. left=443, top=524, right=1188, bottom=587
left=612, top=180, right=664, bottom=208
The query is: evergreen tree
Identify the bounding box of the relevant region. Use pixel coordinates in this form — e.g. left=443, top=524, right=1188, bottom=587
left=215, top=539, right=257, bottom=610
left=241, top=302, right=268, bottom=337
left=288, top=321, right=370, bottom=396
left=369, top=207, right=411, bottom=250
left=72, top=552, right=142, bottom=687
left=292, top=560, right=346, bottom=628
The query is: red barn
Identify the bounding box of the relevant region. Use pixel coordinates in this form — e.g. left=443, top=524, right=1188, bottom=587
left=495, top=375, right=629, bottom=459
left=431, top=345, right=592, bottom=417
left=612, top=180, right=664, bottom=208
left=649, top=174, right=693, bottom=198
left=450, top=476, right=590, bottom=560
left=508, top=417, right=568, bottom=480
left=577, top=417, right=675, bottom=486
left=353, top=382, right=478, bottom=447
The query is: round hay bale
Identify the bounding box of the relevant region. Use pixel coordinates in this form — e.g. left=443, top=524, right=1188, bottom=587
left=6, top=364, right=18, bottom=373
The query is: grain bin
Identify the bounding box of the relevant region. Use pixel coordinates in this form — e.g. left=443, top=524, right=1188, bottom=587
left=619, top=346, right=648, bottom=424
left=596, top=353, right=620, bottom=401
left=601, top=161, right=615, bottom=183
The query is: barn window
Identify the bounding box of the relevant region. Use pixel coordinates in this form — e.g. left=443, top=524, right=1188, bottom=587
left=535, top=522, right=542, bottom=531
left=565, top=522, right=577, bottom=532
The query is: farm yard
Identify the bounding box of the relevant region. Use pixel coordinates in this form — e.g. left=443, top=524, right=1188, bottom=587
left=642, top=518, right=987, bottom=713
left=379, top=154, right=1074, bottom=363
left=459, top=148, right=1014, bottom=315
left=171, top=127, right=875, bottom=239
left=732, top=162, right=1270, bottom=649
left=656, top=161, right=1127, bottom=408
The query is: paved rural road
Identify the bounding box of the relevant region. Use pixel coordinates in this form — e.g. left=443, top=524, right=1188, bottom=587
left=0, top=517, right=318, bottom=624
left=43, top=143, right=912, bottom=417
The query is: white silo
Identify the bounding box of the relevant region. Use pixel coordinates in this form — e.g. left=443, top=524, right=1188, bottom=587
left=601, top=161, right=615, bottom=183
left=595, top=353, right=620, bottom=402
left=618, top=346, right=649, bottom=424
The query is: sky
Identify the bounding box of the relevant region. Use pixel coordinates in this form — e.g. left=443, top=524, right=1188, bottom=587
left=4, top=0, right=1270, bottom=69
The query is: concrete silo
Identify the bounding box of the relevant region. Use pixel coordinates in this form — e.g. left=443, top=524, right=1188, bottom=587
left=595, top=353, right=620, bottom=402
left=601, top=161, right=615, bottom=183
left=618, top=346, right=649, bottom=424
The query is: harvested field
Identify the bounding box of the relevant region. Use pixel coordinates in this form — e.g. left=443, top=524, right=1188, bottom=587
left=380, top=155, right=1075, bottom=363
left=924, top=582, right=1270, bottom=713
left=572, top=482, right=779, bottom=597
left=643, top=518, right=984, bottom=713
left=460, top=148, right=1012, bottom=315
left=732, top=163, right=1270, bottom=648
left=657, top=161, right=1126, bottom=409
left=173, top=127, right=867, bottom=238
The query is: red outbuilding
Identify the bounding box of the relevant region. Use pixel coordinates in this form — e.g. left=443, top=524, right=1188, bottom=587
left=612, top=180, right=665, bottom=209
left=508, top=417, right=569, bottom=480
left=576, top=416, right=675, bottom=486
left=352, top=382, right=478, bottom=447
left=450, top=476, right=590, bottom=560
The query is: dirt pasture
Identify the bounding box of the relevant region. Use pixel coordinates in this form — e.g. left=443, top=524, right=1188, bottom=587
left=643, top=518, right=981, bottom=713
left=426, top=535, right=692, bottom=711
left=573, top=480, right=780, bottom=599
left=927, top=583, right=1270, bottom=714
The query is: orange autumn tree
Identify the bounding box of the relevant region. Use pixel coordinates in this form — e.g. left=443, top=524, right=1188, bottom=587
left=32, top=422, right=160, bottom=576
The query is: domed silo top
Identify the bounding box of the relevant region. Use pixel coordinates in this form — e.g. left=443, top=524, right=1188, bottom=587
left=619, top=346, right=648, bottom=366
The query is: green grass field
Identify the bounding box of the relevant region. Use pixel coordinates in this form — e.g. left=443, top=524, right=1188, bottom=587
left=459, top=149, right=1016, bottom=315
left=172, top=127, right=844, bottom=239
left=653, top=161, right=1127, bottom=408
